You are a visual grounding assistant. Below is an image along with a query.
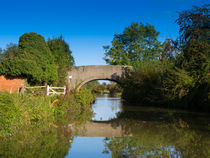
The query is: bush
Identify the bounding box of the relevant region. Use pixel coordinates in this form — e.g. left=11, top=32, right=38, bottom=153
left=122, top=61, right=164, bottom=105
left=0, top=33, right=58, bottom=85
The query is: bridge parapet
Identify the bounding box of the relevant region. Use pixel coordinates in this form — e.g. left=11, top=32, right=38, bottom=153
left=67, top=65, right=132, bottom=91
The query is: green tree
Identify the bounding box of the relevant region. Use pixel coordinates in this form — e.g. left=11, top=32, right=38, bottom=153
left=47, top=36, right=74, bottom=86
left=0, top=32, right=58, bottom=85
left=107, top=83, right=122, bottom=97
left=161, top=4, right=210, bottom=110
left=1, top=43, right=18, bottom=60
left=176, top=4, right=210, bottom=79
left=103, top=22, right=161, bottom=65
left=122, top=60, right=164, bottom=105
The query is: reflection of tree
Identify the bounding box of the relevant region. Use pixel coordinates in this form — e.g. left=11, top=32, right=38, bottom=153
left=0, top=97, right=94, bottom=158
left=0, top=125, right=72, bottom=158
left=103, top=114, right=210, bottom=157
left=103, top=137, right=179, bottom=158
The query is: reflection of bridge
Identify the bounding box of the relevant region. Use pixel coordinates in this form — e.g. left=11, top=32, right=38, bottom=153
left=67, top=121, right=131, bottom=137
left=67, top=65, right=132, bottom=91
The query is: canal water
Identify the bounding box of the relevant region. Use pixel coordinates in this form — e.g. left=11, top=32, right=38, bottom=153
left=65, top=95, right=210, bottom=158
left=1, top=95, right=209, bottom=158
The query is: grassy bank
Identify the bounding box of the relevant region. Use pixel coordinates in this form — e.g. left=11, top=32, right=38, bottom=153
left=0, top=88, right=95, bottom=137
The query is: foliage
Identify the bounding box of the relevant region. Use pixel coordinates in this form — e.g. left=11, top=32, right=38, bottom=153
left=0, top=47, right=3, bottom=60
left=0, top=43, right=18, bottom=60
left=84, top=80, right=101, bottom=92
left=103, top=118, right=210, bottom=158
left=114, top=5, right=210, bottom=111
left=162, top=67, right=196, bottom=107
left=106, top=83, right=122, bottom=97
left=103, top=22, right=161, bottom=65
left=69, top=88, right=95, bottom=124
left=0, top=32, right=58, bottom=85
left=0, top=121, right=72, bottom=158
left=84, top=81, right=107, bottom=94
left=0, top=89, right=94, bottom=137
left=48, top=36, right=74, bottom=86
left=160, top=39, right=178, bottom=63
left=0, top=93, right=17, bottom=136
left=122, top=61, right=165, bottom=105
left=84, top=81, right=122, bottom=96
left=173, top=4, right=210, bottom=110
left=176, top=4, right=210, bottom=79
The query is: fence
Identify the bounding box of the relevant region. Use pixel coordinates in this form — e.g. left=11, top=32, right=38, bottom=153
left=24, top=85, right=66, bottom=95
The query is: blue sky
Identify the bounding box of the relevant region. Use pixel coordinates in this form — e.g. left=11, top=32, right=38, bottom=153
left=0, top=0, right=208, bottom=66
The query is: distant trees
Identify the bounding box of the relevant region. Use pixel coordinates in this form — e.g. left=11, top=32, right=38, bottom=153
left=103, top=23, right=161, bottom=65
left=1, top=43, right=18, bottom=59
left=47, top=36, right=74, bottom=86
left=84, top=81, right=106, bottom=94
left=161, top=39, right=178, bottom=62
left=106, top=83, right=122, bottom=97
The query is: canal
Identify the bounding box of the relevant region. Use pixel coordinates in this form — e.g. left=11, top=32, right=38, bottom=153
left=65, top=95, right=210, bottom=158
left=1, top=95, right=210, bottom=158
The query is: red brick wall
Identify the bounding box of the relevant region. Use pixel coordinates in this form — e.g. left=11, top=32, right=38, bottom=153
left=0, top=75, right=25, bottom=93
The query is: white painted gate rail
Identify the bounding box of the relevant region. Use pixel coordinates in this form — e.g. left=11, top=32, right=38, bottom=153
left=24, top=85, right=66, bottom=95
left=46, top=85, right=66, bottom=95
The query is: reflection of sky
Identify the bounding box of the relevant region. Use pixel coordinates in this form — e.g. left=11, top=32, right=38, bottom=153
left=65, top=137, right=110, bottom=158
left=66, top=137, right=181, bottom=158
left=91, top=96, right=122, bottom=121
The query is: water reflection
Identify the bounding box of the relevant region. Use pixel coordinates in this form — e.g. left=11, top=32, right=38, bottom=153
left=67, top=96, right=210, bottom=158
left=91, top=95, right=122, bottom=121
left=66, top=137, right=111, bottom=158
left=1, top=96, right=210, bottom=158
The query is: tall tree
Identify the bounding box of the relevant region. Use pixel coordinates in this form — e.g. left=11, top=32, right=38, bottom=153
left=47, top=36, right=74, bottom=86
left=176, top=4, right=210, bottom=79
left=0, top=32, right=58, bottom=85
left=103, top=22, right=161, bottom=65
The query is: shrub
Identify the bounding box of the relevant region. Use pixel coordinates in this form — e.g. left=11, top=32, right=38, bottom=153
left=122, top=61, right=164, bottom=105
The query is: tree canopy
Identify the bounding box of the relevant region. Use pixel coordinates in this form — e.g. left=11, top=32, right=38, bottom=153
left=176, top=4, right=210, bottom=79
left=103, top=22, right=161, bottom=65
left=0, top=32, right=58, bottom=85
left=47, top=36, right=74, bottom=86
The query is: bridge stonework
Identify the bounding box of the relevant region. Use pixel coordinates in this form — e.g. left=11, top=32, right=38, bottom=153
left=67, top=65, right=131, bottom=91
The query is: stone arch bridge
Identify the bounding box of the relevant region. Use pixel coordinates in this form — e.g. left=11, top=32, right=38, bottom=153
left=67, top=65, right=132, bottom=91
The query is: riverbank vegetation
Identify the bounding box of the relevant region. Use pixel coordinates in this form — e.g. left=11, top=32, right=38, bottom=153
left=104, top=4, right=209, bottom=111
left=0, top=32, right=95, bottom=157
left=0, top=88, right=94, bottom=138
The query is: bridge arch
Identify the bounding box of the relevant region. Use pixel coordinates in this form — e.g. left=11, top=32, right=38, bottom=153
left=67, top=65, right=132, bottom=91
